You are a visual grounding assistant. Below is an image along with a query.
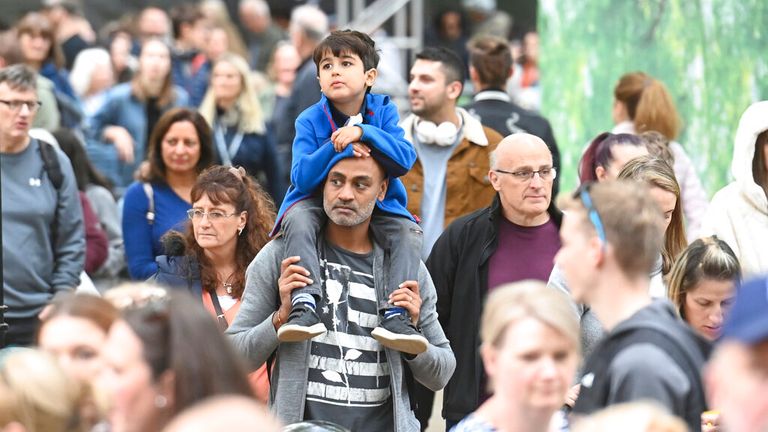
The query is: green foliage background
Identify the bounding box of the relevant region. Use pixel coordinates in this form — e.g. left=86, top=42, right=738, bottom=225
left=539, top=0, right=768, bottom=195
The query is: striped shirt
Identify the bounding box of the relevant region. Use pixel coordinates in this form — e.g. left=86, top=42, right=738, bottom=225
left=303, top=243, right=393, bottom=430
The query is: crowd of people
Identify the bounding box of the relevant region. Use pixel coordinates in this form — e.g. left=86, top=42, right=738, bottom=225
left=1, top=1, right=767, bottom=432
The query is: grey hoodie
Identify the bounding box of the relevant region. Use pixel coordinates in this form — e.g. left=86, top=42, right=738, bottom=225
left=227, top=238, right=455, bottom=431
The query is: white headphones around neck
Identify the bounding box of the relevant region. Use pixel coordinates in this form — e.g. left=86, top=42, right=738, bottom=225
left=415, top=119, right=459, bottom=146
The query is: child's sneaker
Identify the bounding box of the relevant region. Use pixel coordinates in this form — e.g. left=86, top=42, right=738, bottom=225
left=277, top=306, right=327, bottom=342
left=371, top=314, right=428, bottom=355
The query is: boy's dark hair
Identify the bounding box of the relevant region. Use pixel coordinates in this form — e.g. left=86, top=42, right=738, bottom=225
left=313, top=29, right=380, bottom=73
left=415, top=46, right=466, bottom=86
left=467, top=35, right=512, bottom=89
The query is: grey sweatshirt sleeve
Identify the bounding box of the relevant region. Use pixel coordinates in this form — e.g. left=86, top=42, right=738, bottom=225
left=405, top=262, right=456, bottom=392
left=547, top=263, right=605, bottom=360
left=227, top=240, right=283, bottom=370
left=51, top=148, right=85, bottom=293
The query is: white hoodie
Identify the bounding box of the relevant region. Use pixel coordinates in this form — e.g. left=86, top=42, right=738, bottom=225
left=702, top=101, right=768, bottom=277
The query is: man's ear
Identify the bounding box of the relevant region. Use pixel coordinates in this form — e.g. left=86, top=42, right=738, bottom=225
left=446, top=80, right=463, bottom=101
left=489, top=170, right=502, bottom=192
left=377, top=176, right=389, bottom=201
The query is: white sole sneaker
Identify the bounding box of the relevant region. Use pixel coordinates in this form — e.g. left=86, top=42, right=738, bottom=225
left=277, top=323, right=327, bottom=342
left=371, top=327, right=428, bottom=355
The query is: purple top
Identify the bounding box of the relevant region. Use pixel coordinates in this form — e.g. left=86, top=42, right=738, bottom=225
left=487, top=216, right=561, bottom=291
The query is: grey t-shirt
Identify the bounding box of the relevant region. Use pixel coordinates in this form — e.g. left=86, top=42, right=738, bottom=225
left=303, top=243, right=393, bottom=431
left=413, top=128, right=463, bottom=259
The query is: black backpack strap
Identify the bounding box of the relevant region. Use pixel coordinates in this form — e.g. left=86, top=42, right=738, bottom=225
left=38, top=140, right=63, bottom=190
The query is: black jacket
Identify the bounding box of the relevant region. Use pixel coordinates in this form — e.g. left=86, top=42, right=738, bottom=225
left=465, top=89, right=561, bottom=196
left=415, top=194, right=563, bottom=423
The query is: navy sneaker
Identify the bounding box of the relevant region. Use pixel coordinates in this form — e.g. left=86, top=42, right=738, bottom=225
left=371, top=314, right=428, bottom=355
left=277, top=306, right=327, bottom=342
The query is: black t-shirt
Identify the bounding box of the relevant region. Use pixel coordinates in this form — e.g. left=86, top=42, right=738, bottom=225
left=303, top=242, right=394, bottom=431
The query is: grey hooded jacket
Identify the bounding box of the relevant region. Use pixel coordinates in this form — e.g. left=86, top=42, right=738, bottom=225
left=227, top=238, right=456, bottom=431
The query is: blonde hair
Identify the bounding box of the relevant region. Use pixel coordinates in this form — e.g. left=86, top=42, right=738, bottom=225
left=199, top=53, right=266, bottom=134
left=481, top=280, right=579, bottom=354
left=561, top=181, right=664, bottom=277
left=618, top=155, right=687, bottom=274
left=572, top=401, right=687, bottom=432
left=0, top=350, right=84, bottom=432
left=614, top=71, right=682, bottom=140
left=667, top=236, right=741, bottom=318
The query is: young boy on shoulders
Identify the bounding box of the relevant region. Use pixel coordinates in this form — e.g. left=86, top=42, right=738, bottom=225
left=271, top=29, right=426, bottom=354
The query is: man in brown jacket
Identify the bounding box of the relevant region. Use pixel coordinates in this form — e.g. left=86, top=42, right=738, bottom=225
left=401, top=47, right=503, bottom=259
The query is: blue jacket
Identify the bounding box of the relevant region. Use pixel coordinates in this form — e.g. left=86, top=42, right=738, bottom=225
left=87, top=83, right=190, bottom=188
left=152, top=254, right=203, bottom=298
left=273, top=93, right=416, bottom=235
left=213, top=123, right=287, bottom=202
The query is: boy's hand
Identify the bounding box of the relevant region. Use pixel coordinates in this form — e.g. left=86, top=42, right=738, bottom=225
left=351, top=143, right=371, bottom=158
left=331, top=125, right=363, bottom=152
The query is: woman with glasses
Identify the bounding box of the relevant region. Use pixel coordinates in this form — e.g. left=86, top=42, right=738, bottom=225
left=98, top=284, right=253, bottom=432
left=702, top=101, right=768, bottom=277
left=151, top=165, right=275, bottom=401
left=452, top=281, right=580, bottom=432
left=198, top=53, right=286, bottom=201
left=122, top=108, right=215, bottom=280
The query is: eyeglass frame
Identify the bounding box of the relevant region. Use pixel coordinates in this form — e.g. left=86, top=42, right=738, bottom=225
left=0, top=99, right=42, bottom=113
left=493, top=166, right=557, bottom=182
left=187, top=208, right=239, bottom=221
left=574, top=183, right=607, bottom=247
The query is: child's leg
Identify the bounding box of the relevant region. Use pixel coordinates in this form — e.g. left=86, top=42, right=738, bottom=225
left=369, top=213, right=423, bottom=311
left=369, top=213, right=428, bottom=355
left=278, top=197, right=328, bottom=341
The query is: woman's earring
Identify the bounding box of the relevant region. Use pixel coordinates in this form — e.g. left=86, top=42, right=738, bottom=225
left=238, top=227, right=244, bottom=236
left=154, top=395, right=167, bottom=408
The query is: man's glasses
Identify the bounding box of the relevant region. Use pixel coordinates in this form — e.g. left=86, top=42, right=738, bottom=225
left=187, top=209, right=238, bottom=221
left=575, top=183, right=607, bottom=245
left=494, top=167, right=557, bottom=182
left=0, top=99, right=42, bottom=113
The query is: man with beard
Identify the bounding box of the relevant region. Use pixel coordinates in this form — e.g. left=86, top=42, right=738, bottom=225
left=400, top=47, right=503, bottom=260
left=228, top=153, right=455, bottom=431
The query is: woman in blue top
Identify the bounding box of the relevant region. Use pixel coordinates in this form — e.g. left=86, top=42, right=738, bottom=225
left=122, top=108, right=215, bottom=280
left=198, top=53, right=286, bottom=202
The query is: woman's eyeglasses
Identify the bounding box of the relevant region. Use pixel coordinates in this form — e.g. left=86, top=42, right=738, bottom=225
left=187, top=209, right=237, bottom=221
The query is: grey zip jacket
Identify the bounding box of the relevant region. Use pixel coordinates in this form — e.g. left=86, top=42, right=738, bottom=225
left=227, top=238, right=456, bottom=431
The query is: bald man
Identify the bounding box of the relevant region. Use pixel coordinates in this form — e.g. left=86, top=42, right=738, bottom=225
left=415, top=133, right=564, bottom=429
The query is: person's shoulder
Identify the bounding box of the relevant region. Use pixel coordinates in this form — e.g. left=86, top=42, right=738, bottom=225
left=122, top=181, right=150, bottom=201
left=483, top=125, right=504, bottom=146
left=366, top=92, right=392, bottom=107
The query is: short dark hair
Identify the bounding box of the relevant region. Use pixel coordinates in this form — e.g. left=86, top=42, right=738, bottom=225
left=0, top=64, right=38, bottom=92
left=415, top=46, right=465, bottom=85
left=144, top=108, right=215, bottom=183
left=170, top=4, right=204, bottom=40
left=467, top=35, right=511, bottom=89
left=313, top=29, right=380, bottom=73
